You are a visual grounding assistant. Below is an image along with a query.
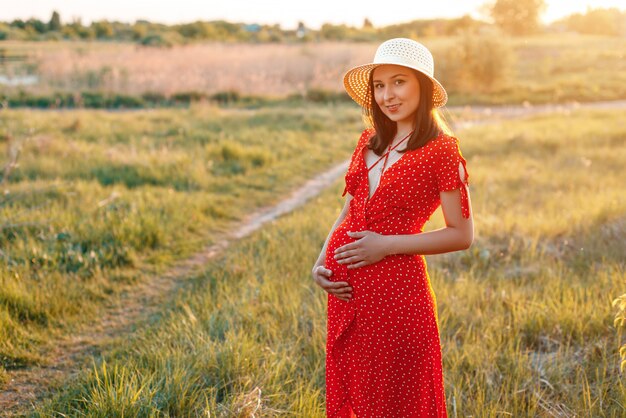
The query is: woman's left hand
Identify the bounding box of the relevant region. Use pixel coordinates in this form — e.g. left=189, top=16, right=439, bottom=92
left=334, top=230, right=389, bottom=269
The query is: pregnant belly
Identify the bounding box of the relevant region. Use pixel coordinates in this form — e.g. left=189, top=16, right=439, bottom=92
left=325, top=219, right=428, bottom=294
left=324, top=220, right=355, bottom=284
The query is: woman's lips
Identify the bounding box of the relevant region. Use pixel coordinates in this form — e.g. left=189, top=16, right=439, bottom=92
left=387, top=104, right=401, bottom=113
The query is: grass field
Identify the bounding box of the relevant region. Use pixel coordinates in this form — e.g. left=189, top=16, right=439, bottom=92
left=14, top=107, right=625, bottom=416
left=0, top=103, right=362, bottom=376
left=2, top=33, right=626, bottom=105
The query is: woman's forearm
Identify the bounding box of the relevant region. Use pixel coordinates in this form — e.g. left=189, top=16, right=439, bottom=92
left=384, top=226, right=472, bottom=256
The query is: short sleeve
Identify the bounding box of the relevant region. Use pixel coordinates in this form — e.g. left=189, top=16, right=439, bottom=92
left=435, top=135, right=471, bottom=218
left=341, top=128, right=373, bottom=197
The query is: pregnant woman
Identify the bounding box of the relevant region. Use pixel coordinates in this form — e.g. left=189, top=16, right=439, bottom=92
left=311, top=38, right=474, bottom=417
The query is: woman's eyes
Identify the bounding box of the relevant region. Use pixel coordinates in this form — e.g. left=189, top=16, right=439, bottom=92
left=374, top=80, right=404, bottom=88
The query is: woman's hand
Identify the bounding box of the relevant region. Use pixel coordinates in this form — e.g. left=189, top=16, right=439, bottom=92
left=311, top=265, right=353, bottom=302
left=334, top=230, right=389, bottom=269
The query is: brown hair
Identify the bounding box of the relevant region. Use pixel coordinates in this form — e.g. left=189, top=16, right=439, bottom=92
left=363, top=68, right=453, bottom=156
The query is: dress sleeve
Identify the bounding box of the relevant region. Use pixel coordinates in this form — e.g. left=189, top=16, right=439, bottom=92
left=435, top=135, right=471, bottom=218
left=341, top=128, right=372, bottom=198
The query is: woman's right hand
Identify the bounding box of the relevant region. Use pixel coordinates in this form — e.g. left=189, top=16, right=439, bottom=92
left=311, top=265, right=353, bottom=302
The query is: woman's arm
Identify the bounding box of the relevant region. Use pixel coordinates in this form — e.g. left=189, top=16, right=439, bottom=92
left=384, top=187, right=474, bottom=256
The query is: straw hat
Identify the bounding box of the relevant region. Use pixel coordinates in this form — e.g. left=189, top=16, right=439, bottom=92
left=343, top=38, right=448, bottom=109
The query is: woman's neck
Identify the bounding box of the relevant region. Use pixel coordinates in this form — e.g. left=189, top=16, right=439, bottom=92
left=395, top=122, right=415, bottom=139
left=391, top=123, right=414, bottom=147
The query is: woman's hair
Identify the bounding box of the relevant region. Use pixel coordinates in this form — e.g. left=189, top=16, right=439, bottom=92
left=364, top=68, right=453, bottom=156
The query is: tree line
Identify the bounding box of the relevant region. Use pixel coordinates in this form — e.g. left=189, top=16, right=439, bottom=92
left=0, top=2, right=624, bottom=45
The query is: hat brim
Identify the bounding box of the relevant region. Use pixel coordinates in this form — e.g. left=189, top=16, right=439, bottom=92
left=343, top=62, right=448, bottom=109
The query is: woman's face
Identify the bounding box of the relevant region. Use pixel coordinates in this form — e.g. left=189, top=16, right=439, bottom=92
left=372, top=64, right=421, bottom=128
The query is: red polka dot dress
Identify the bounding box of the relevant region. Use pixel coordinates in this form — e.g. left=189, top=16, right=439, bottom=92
left=324, top=128, right=470, bottom=417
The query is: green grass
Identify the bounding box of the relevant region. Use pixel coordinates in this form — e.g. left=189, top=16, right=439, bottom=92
left=0, top=103, right=362, bottom=370
left=30, top=108, right=626, bottom=416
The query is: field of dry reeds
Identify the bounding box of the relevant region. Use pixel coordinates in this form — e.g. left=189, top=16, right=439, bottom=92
left=2, top=33, right=625, bottom=105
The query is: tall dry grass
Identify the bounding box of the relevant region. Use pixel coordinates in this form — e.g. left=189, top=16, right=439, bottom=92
left=3, top=33, right=624, bottom=105
left=34, top=42, right=376, bottom=96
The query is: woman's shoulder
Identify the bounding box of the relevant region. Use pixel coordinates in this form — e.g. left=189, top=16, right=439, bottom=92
left=428, top=131, right=461, bottom=153
left=364, top=127, right=376, bottom=136
left=432, top=131, right=459, bottom=145
left=360, top=127, right=376, bottom=140
left=357, top=127, right=376, bottom=148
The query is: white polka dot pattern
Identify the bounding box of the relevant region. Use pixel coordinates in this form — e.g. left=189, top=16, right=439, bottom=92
left=326, top=128, right=470, bottom=417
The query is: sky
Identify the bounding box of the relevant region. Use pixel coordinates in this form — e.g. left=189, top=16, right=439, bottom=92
left=2, top=0, right=625, bottom=29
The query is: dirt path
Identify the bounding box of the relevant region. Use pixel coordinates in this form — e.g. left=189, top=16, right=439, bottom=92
left=0, top=161, right=351, bottom=416
left=1, top=99, right=624, bottom=416
left=448, top=99, right=626, bottom=130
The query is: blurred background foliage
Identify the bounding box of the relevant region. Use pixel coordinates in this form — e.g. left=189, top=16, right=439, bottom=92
left=1, top=2, right=625, bottom=44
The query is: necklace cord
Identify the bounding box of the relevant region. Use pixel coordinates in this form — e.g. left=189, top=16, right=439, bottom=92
left=367, top=130, right=414, bottom=173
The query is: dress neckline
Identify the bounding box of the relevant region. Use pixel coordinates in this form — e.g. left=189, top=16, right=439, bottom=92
left=362, top=145, right=411, bottom=201
left=361, top=131, right=444, bottom=202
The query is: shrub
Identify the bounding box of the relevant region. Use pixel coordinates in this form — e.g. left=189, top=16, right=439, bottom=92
left=438, top=32, right=515, bottom=93
left=208, top=142, right=275, bottom=176
left=110, top=94, right=145, bottom=108
left=141, top=92, right=168, bottom=105
left=172, top=91, right=206, bottom=104
left=305, top=88, right=351, bottom=103
left=139, top=32, right=184, bottom=47
left=210, top=90, right=240, bottom=104
left=80, top=91, right=107, bottom=108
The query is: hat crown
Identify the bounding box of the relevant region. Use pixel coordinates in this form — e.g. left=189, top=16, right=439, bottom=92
left=373, top=38, right=435, bottom=78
